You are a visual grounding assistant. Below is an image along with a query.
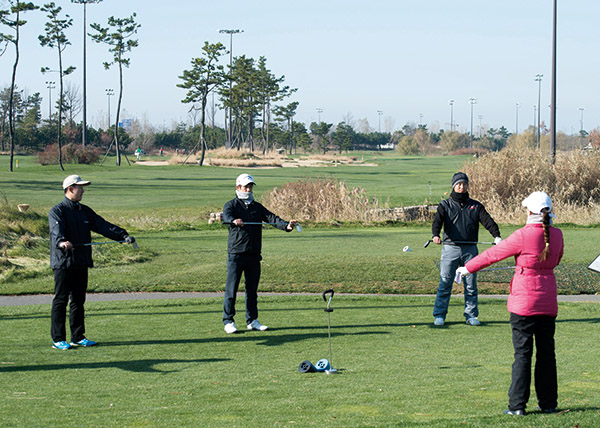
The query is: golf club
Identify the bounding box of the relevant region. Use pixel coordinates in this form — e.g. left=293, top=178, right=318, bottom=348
left=223, top=221, right=302, bottom=232
left=322, top=289, right=338, bottom=374
left=424, top=239, right=495, bottom=248
left=454, top=266, right=515, bottom=284
left=78, top=240, right=139, bottom=249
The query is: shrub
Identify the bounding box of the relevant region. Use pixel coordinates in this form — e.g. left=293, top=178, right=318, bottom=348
left=463, top=146, right=600, bottom=224
left=260, top=178, right=389, bottom=222
left=37, top=143, right=101, bottom=165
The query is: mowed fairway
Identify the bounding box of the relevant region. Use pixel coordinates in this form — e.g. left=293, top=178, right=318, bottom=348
left=0, top=296, right=599, bottom=427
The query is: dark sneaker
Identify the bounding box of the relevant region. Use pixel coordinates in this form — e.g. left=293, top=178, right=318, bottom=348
left=536, top=407, right=557, bottom=414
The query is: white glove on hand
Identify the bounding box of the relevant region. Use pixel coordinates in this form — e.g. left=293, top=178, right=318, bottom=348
left=494, top=237, right=502, bottom=245
left=454, top=266, right=471, bottom=284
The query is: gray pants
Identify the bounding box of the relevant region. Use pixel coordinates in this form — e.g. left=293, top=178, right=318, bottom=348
left=433, top=244, right=479, bottom=320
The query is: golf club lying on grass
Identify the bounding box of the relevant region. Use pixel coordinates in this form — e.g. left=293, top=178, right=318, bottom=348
left=223, top=222, right=302, bottom=232
left=454, top=266, right=515, bottom=284
left=424, top=239, right=495, bottom=248
left=77, top=240, right=139, bottom=249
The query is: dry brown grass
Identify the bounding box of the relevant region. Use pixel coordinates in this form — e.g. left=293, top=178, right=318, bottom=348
left=260, top=178, right=390, bottom=222
left=167, top=148, right=286, bottom=167
left=463, top=145, right=600, bottom=224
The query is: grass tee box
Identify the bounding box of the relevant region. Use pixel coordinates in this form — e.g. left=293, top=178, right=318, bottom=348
left=0, top=296, right=598, bottom=427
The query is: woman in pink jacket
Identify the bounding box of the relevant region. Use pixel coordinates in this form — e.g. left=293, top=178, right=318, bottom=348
left=456, top=191, right=564, bottom=416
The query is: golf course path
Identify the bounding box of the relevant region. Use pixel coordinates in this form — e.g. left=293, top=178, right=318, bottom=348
left=1, top=292, right=599, bottom=307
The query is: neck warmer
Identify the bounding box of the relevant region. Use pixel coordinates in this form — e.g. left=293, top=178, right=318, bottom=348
left=451, top=190, right=469, bottom=204
left=236, top=190, right=254, bottom=205
left=526, top=213, right=554, bottom=225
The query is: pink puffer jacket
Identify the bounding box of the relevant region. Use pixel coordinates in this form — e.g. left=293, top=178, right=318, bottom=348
left=465, top=223, right=564, bottom=316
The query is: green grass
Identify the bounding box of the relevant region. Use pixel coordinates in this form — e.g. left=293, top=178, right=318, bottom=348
left=0, top=153, right=466, bottom=218
left=3, top=225, right=600, bottom=295
left=0, top=296, right=598, bottom=427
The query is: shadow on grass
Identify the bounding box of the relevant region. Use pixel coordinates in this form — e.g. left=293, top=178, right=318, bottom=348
left=0, top=358, right=229, bottom=373
left=101, top=330, right=389, bottom=348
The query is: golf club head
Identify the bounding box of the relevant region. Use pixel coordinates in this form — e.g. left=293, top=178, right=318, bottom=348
left=325, top=368, right=338, bottom=375
left=132, top=242, right=139, bottom=250
left=296, top=224, right=302, bottom=233
left=298, top=360, right=317, bottom=373
left=423, top=240, right=431, bottom=248
left=315, top=359, right=330, bottom=372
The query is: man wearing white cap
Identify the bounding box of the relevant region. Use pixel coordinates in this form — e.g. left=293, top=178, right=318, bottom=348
left=48, top=175, right=135, bottom=350
left=221, top=173, right=297, bottom=334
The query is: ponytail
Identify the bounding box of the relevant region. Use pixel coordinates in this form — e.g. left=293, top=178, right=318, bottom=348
left=538, top=208, right=551, bottom=261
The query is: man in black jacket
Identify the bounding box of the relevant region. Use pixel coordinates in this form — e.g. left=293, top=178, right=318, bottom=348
left=221, top=173, right=297, bottom=334
left=431, top=172, right=501, bottom=326
left=49, top=175, right=135, bottom=350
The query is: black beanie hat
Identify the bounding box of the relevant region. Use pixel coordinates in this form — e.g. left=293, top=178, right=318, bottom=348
left=451, top=172, right=469, bottom=187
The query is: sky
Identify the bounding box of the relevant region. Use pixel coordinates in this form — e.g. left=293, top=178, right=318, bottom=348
left=1, top=0, right=599, bottom=135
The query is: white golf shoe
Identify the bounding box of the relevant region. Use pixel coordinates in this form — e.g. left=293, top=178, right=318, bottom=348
left=434, top=317, right=445, bottom=326
left=247, top=320, right=268, bottom=331
left=224, top=322, right=238, bottom=334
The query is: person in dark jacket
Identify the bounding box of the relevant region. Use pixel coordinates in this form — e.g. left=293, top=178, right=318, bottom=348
left=49, top=175, right=135, bottom=350
left=221, top=173, right=297, bottom=334
left=431, top=172, right=501, bottom=326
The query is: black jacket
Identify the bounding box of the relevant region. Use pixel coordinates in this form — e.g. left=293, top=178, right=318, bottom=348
left=49, top=197, right=128, bottom=269
left=222, top=198, right=289, bottom=255
left=432, top=196, right=500, bottom=244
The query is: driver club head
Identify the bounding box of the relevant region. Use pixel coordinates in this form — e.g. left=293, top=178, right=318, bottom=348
left=132, top=242, right=139, bottom=249
left=296, top=224, right=302, bottom=233
left=423, top=240, right=431, bottom=248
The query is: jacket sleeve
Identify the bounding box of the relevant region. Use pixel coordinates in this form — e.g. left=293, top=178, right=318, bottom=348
left=87, top=207, right=128, bottom=241
left=48, top=206, right=67, bottom=249
left=431, top=203, right=445, bottom=238
left=260, top=204, right=290, bottom=232
left=465, top=229, right=522, bottom=273
left=478, top=204, right=501, bottom=238
left=221, top=200, right=236, bottom=224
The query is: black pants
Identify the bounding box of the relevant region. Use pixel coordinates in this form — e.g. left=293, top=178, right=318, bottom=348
left=508, top=313, right=557, bottom=411
left=51, top=268, right=88, bottom=343
left=223, top=253, right=261, bottom=325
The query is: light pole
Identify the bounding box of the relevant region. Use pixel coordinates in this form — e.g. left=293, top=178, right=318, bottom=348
left=549, top=0, right=557, bottom=164
left=469, top=97, right=477, bottom=148
left=377, top=110, right=383, bottom=132
left=478, top=114, right=483, bottom=138
left=219, top=29, right=244, bottom=148
left=46, top=81, right=55, bottom=120
left=448, top=99, right=454, bottom=132
left=71, top=0, right=103, bottom=147
left=535, top=73, right=543, bottom=149
left=579, top=107, right=584, bottom=144
left=105, top=88, right=114, bottom=129
left=515, top=102, right=519, bottom=135
left=316, top=108, right=323, bottom=123
left=419, top=113, right=423, bottom=127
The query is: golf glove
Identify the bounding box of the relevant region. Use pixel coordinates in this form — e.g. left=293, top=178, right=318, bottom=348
left=494, top=237, right=502, bottom=245
left=454, top=266, right=471, bottom=284
left=124, top=235, right=136, bottom=244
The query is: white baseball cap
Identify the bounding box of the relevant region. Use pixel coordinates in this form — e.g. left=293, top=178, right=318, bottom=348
left=522, top=191, right=555, bottom=217
left=236, top=173, right=256, bottom=187
left=62, top=175, right=91, bottom=190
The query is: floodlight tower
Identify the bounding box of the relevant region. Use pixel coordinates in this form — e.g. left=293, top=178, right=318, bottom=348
left=71, top=0, right=103, bottom=147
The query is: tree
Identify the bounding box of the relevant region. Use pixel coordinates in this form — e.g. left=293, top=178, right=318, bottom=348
left=90, top=13, right=140, bottom=166
left=0, top=1, right=38, bottom=171
left=177, top=41, right=226, bottom=165
left=273, top=101, right=298, bottom=154
left=440, top=131, right=469, bottom=152
left=39, top=2, right=76, bottom=171
left=396, top=135, right=420, bottom=155
left=331, top=122, right=355, bottom=153
left=309, top=121, right=332, bottom=154
left=62, top=81, right=82, bottom=125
